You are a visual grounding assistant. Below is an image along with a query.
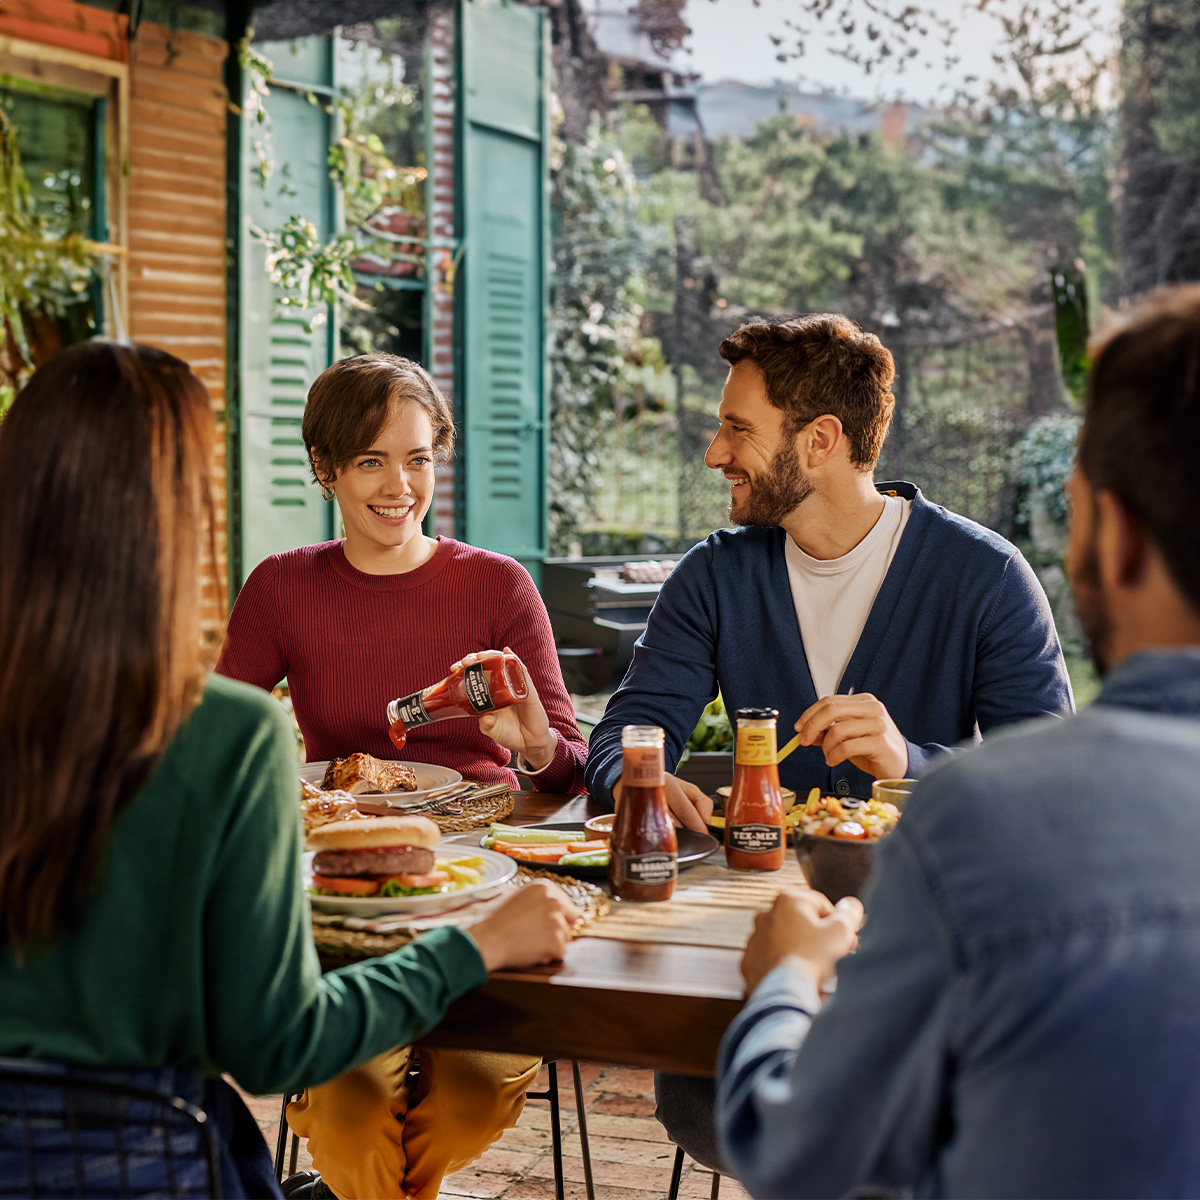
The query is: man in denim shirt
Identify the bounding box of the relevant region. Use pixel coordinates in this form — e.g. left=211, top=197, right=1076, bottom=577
left=715, top=284, right=1200, bottom=1199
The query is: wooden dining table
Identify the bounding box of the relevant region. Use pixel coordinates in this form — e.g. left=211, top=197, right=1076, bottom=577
left=419, top=791, right=748, bottom=1077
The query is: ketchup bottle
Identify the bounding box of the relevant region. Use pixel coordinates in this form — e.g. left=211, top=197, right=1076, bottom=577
left=608, top=725, right=678, bottom=901
left=725, top=707, right=785, bottom=871
left=386, top=650, right=528, bottom=750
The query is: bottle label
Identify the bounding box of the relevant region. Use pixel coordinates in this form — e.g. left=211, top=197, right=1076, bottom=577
left=622, top=746, right=665, bottom=788
left=621, top=852, right=677, bottom=886
left=462, top=661, right=496, bottom=712
left=728, top=823, right=783, bottom=853
left=736, top=727, right=777, bottom=766
left=392, top=690, right=432, bottom=729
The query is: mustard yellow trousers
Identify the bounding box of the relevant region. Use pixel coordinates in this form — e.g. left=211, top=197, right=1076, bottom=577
left=286, top=1045, right=540, bottom=1200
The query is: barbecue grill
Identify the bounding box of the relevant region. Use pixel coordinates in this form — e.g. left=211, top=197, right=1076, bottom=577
left=542, top=556, right=681, bottom=694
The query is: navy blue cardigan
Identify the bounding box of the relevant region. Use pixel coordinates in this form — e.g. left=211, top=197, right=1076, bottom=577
left=585, top=483, right=1073, bottom=802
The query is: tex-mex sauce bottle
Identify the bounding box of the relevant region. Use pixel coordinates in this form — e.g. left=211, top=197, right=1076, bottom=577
left=387, top=650, right=528, bottom=750
left=725, top=707, right=785, bottom=871
left=608, top=725, right=678, bottom=901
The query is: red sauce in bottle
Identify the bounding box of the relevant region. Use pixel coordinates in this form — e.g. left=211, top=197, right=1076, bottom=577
left=725, top=707, right=785, bottom=871
left=608, top=725, right=678, bottom=901
left=387, top=650, right=528, bottom=750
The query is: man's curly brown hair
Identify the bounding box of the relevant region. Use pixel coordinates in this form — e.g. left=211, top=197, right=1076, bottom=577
left=719, top=314, right=896, bottom=468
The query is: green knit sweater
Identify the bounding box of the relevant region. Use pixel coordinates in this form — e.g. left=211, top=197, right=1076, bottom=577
left=0, top=674, right=488, bottom=1094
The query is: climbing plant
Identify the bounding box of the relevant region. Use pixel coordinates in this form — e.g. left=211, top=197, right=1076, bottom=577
left=0, top=110, right=94, bottom=418
left=240, top=34, right=424, bottom=314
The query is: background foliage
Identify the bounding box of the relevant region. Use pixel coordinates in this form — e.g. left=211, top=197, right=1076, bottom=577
left=548, top=118, right=667, bottom=554
left=0, top=111, right=94, bottom=418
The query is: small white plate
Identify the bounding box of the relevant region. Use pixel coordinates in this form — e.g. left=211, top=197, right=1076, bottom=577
left=300, top=760, right=463, bottom=807
left=306, top=841, right=518, bottom=915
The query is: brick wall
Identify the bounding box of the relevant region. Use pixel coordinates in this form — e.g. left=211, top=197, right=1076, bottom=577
left=127, top=23, right=230, bottom=616
left=0, top=0, right=126, bottom=59
left=427, top=4, right=458, bottom=538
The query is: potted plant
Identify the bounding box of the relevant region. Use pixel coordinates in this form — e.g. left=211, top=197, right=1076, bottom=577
left=675, top=694, right=733, bottom=795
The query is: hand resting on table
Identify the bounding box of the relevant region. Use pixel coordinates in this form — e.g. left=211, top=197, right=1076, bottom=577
left=741, top=891, right=864, bottom=994
left=466, top=880, right=577, bottom=971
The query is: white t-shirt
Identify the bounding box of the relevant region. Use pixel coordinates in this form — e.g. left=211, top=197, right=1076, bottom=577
left=783, top=494, right=913, bottom=699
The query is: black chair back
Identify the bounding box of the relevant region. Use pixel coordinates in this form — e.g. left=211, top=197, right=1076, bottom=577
left=0, top=1058, right=221, bottom=1198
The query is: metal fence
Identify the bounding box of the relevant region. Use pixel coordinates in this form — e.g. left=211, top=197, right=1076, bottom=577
left=584, top=309, right=1069, bottom=551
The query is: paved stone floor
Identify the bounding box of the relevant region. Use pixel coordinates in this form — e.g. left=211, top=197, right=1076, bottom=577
left=239, top=1062, right=749, bottom=1200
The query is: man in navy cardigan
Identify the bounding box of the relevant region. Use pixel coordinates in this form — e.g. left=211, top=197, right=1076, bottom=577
left=586, top=314, right=1072, bottom=831
left=585, top=313, right=1072, bottom=1176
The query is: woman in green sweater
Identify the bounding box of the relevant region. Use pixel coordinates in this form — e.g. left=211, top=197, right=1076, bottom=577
left=0, top=341, right=575, bottom=1198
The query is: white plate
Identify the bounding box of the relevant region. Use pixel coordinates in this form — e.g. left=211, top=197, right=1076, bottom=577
left=300, top=760, right=463, bottom=808
left=306, top=841, right=518, bottom=915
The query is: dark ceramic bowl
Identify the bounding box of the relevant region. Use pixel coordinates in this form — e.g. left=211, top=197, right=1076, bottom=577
left=795, top=832, right=882, bottom=903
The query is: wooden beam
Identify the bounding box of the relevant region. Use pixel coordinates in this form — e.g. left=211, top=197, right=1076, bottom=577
left=0, top=34, right=127, bottom=78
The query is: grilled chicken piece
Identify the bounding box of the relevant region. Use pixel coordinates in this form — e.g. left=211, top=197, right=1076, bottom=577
left=619, top=559, right=678, bottom=584
left=300, top=787, right=368, bottom=841
left=321, top=753, right=418, bottom=795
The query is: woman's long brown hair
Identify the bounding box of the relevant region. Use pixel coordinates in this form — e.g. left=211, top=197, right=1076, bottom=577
left=0, top=341, right=220, bottom=955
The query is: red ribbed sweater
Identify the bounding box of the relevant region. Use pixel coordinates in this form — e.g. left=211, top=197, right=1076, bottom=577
left=215, top=538, right=587, bottom=793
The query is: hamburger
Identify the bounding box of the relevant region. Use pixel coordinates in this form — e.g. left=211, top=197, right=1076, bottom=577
left=308, top=815, right=448, bottom=897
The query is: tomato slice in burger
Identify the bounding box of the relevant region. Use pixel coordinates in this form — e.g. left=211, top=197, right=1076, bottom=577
left=312, top=873, right=380, bottom=895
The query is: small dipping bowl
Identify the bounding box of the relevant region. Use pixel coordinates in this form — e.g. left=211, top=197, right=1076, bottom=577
left=872, top=778, right=917, bottom=811
left=583, top=813, right=614, bottom=841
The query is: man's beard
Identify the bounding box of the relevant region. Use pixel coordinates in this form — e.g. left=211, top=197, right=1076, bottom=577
left=1071, top=531, right=1114, bottom=676
left=731, top=439, right=813, bottom=527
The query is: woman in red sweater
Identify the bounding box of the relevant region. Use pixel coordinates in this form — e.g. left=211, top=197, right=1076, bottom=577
left=217, top=354, right=586, bottom=793
left=216, top=353, right=586, bottom=1200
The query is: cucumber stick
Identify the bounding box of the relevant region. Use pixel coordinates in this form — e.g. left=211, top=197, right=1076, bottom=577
left=559, top=851, right=609, bottom=867
left=485, top=824, right=583, bottom=845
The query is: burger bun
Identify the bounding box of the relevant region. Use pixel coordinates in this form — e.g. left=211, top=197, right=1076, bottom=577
left=307, top=814, right=440, bottom=853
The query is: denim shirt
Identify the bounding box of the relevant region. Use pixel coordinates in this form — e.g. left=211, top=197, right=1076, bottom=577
left=716, top=649, right=1200, bottom=1199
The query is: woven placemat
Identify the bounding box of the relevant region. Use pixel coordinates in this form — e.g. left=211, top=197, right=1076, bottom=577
left=515, top=866, right=611, bottom=934
left=312, top=865, right=608, bottom=961
left=427, top=789, right=514, bottom=832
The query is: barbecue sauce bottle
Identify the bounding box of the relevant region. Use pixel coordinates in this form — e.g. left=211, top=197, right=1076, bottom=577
left=608, top=725, right=678, bottom=901
left=387, top=650, right=528, bottom=750
left=725, top=708, right=785, bottom=871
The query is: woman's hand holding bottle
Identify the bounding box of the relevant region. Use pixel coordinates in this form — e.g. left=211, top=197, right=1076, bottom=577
left=458, top=647, right=558, bottom=771
left=466, top=880, right=577, bottom=970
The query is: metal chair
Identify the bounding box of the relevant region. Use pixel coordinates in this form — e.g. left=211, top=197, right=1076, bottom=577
left=526, top=1061, right=594, bottom=1200
left=668, top=1144, right=720, bottom=1200
left=0, top=1057, right=221, bottom=1198
left=276, top=1058, right=595, bottom=1200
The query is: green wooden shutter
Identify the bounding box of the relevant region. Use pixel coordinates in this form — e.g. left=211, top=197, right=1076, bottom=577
left=236, top=37, right=338, bottom=586
left=459, top=0, right=550, bottom=582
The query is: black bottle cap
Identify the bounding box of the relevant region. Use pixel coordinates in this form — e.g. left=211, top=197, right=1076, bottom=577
left=735, top=707, right=779, bottom=720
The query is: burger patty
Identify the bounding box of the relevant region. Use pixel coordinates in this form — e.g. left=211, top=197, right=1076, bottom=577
left=312, top=845, right=435, bottom=877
